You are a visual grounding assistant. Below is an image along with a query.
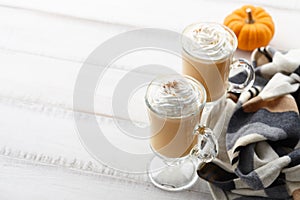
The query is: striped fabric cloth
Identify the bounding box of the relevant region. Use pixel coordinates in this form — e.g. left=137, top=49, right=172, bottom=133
left=197, top=46, right=300, bottom=200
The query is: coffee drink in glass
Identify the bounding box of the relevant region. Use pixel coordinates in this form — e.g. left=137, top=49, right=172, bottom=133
left=145, top=74, right=218, bottom=191
left=182, top=22, right=254, bottom=103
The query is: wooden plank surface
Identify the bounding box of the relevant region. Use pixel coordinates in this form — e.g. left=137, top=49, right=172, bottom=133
left=0, top=155, right=212, bottom=200
left=0, top=0, right=299, bottom=60
left=0, top=92, right=212, bottom=199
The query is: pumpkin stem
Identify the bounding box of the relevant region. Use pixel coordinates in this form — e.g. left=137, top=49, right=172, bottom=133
left=246, top=8, right=255, bottom=24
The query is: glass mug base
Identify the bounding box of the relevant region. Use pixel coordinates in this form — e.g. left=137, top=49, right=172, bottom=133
left=147, top=156, right=199, bottom=191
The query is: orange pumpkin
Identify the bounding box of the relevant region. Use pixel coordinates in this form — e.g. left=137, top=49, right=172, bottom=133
left=224, top=5, right=275, bottom=51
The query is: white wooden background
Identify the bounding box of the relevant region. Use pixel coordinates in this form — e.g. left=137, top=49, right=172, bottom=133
left=0, top=0, right=300, bottom=199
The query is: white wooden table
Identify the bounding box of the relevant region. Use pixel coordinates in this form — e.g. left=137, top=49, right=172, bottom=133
left=0, top=0, right=299, bottom=199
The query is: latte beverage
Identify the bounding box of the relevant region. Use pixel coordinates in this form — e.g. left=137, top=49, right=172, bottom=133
left=182, top=23, right=237, bottom=102
left=145, top=76, right=206, bottom=158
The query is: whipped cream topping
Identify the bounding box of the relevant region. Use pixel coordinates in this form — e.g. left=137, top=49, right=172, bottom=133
left=182, top=23, right=237, bottom=61
left=145, top=75, right=206, bottom=118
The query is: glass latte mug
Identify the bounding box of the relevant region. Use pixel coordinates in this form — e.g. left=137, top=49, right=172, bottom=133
left=182, top=22, right=255, bottom=103
left=145, top=74, right=218, bottom=191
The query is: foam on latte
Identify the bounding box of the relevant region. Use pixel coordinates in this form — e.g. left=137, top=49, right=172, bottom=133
left=182, top=23, right=237, bottom=61
left=145, top=75, right=205, bottom=118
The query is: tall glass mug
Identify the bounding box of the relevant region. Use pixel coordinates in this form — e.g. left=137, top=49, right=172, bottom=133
left=145, top=74, right=218, bottom=191
left=182, top=22, right=255, bottom=103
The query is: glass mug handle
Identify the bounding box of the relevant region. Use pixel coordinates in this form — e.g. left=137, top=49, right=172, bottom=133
left=228, top=58, right=255, bottom=93
left=190, top=125, right=218, bottom=163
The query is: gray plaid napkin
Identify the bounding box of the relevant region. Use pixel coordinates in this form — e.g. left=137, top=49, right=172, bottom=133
left=197, top=46, right=300, bottom=200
